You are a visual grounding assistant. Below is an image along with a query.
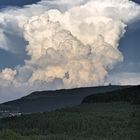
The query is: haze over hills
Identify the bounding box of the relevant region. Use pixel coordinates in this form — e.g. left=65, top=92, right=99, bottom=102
left=0, top=85, right=129, bottom=113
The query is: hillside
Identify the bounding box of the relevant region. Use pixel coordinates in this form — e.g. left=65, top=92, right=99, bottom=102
left=0, top=86, right=127, bottom=113
left=0, top=85, right=140, bottom=140
left=0, top=102, right=140, bottom=140
left=82, top=85, right=140, bottom=104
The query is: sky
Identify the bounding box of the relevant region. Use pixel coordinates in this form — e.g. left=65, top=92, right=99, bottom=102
left=0, top=0, right=140, bottom=103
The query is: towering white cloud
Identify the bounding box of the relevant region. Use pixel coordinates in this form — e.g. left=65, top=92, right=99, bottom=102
left=0, top=0, right=140, bottom=102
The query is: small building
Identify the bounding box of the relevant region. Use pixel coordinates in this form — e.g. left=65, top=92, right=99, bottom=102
left=0, top=110, right=22, bottom=119
left=0, top=106, right=21, bottom=119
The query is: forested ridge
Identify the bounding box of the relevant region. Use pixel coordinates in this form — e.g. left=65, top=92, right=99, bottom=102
left=0, top=102, right=140, bottom=140
left=0, top=85, right=140, bottom=140
left=82, top=85, right=140, bottom=104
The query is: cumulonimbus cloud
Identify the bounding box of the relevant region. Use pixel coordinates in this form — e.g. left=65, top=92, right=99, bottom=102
left=0, top=0, right=140, bottom=102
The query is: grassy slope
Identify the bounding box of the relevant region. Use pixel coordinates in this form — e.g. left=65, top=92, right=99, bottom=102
left=0, top=102, right=140, bottom=140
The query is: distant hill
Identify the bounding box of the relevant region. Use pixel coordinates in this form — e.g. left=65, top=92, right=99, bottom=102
left=82, top=85, right=140, bottom=104
left=0, top=85, right=128, bottom=113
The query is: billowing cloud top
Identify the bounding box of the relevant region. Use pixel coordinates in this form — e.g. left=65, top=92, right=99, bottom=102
left=0, top=0, right=140, bottom=102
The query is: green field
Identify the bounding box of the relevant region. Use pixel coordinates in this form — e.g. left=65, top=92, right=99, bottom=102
left=0, top=102, right=140, bottom=140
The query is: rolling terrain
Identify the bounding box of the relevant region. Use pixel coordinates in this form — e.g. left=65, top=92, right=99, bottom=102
left=0, top=86, right=128, bottom=113
left=0, top=85, right=140, bottom=140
